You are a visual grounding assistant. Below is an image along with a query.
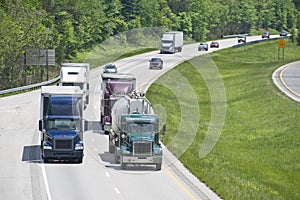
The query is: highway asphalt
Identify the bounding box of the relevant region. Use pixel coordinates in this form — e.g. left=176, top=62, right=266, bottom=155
left=273, top=60, right=300, bottom=102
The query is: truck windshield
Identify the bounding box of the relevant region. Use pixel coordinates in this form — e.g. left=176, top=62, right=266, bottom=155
left=46, top=118, right=81, bottom=130
left=126, top=123, right=158, bottom=133
left=44, top=96, right=82, bottom=117
left=107, top=81, right=134, bottom=95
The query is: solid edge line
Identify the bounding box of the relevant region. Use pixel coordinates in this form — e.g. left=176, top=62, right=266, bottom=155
left=164, top=168, right=197, bottom=200
left=41, top=164, right=52, bottom=200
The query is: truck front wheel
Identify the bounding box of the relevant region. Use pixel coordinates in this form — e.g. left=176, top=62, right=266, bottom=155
left=109, top=139, right=115, bottom=153
left=121, top=163, right=126, bottom=170
left=77, top=157, right=83, bottom=163
left=114, top=148, right=120, bottom=164
left=156, top=163, right=162, bottom=170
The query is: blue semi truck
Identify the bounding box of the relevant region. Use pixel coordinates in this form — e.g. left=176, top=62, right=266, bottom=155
left=38, top=86, right=85, bottom=163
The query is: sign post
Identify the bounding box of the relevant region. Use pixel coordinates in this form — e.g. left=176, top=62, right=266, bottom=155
left=278, top=40, right=285, bottom=65
left=24, top=48, right=55, bottom=81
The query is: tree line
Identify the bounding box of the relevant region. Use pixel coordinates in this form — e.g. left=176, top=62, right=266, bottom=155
left=0, top=0, right=299, bottom=89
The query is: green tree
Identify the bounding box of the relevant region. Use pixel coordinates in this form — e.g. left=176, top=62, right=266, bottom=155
left=188, top=0, right=208, bottom=41
left=103, top=0, right=127, bottom=35
left=0, top=0, right=52, bottom=89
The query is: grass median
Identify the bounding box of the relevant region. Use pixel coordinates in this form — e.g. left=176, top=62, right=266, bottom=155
left=147, top=39, right=300, bottom=200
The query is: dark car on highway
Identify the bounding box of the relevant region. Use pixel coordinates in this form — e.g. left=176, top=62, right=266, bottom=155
left=262, top=31, right=270, bottom=38
left=237, top=35, right=246, bottom=43
left=210, top=41, right=219, bottom=48
left=149, top=57, right=163, bottom=69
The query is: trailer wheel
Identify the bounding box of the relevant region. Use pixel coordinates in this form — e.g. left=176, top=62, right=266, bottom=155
left=109, top=140, right=115, bottom=154
left=156, top=163, right=162, bottom=171
left=101, top=115, right=104, bottom=126
left=114, top=148, right=120, bottom=164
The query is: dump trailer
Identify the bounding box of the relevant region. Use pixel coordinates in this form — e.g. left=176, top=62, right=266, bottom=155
left=109, top=94, right=164, bottom=170
left=38, top=86, right=85, bottom=163
left=60, top=63, right=90, bottom=107
left=160, top=31, right=183, bottom=54
left=100, top=73, right=136, bottom=134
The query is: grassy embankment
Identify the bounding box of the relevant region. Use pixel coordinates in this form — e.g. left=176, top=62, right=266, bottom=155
left=147, top=39, right=300, bottom=200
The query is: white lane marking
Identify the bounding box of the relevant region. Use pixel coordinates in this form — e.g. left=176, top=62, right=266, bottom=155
left=114, top=187, right=121, bottom=194
left=41, top=164, right=52, bottom=200
left=105, top=172, right=110, bottom=177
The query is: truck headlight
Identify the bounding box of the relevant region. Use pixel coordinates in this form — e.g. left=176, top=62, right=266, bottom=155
left=153, top=148, right=162, bottom=155
left=121, top=146, right=130, bottom=154
left=122, top=150, right=131, bottom=154
left=43, top=142, right=52, bottom=150
left=75, top=141, right=84, bottom=150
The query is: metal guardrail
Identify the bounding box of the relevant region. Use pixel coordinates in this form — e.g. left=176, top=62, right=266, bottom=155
left=0, top=76, right=60, bottom=95
left=232, top=36, right=285, bottom=48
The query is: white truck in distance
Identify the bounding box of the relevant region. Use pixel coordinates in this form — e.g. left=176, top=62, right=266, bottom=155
left=160, top=31, right=183, bottom=54
left=60, top=63, right=90, bottom=107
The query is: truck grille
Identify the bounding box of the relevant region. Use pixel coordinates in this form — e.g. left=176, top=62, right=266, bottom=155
left=133, top=141, right=152, bottom=157
left=54, top=138, right=73, bottom=150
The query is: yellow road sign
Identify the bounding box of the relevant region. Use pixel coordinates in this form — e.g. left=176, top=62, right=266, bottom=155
left=278, top=40, right=285, bottom=48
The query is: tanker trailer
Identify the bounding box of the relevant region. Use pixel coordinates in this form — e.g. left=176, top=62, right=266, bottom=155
left=109, top=94, right=164, bottom=170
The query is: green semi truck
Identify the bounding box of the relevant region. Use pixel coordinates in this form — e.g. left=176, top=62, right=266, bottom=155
left=108, top=94, right=164, bottom=170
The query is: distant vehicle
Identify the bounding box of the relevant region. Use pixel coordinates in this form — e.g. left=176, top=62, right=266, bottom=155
left=198, top=43, right=208, bottom=51
left=262, top=32, right=270, bottom=38
left=237, top=35, right=246, bottom=43
left=103, top=64, right=118, bottom=73
left=210, top=41, right=219, bottom=48
left=280, top=31, right=288, bottom=37
left=160, top=31, right=183, bottom=54
left=149, top=57, right=163, bottom=69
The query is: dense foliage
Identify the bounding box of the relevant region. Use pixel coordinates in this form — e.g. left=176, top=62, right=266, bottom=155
left=0, top=0, right=299, bottom=89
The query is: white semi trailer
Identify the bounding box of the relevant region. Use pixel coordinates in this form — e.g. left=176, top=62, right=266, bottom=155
left=60, top=63, right=90, bottom=107
left=160, top=31, right=183, bottom=53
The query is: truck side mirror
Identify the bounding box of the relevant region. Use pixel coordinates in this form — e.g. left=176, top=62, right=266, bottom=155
left=84, top=120, right=88, bottom=132
left=161, top=124, right=166, bottom=134
left=160, top=125, right=166, bottom=142
left=85, top=94, right=89, bottom=105
left=38, top=120, right=43, bottom=131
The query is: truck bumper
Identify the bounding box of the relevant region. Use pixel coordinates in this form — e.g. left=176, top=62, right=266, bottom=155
left=121, top=155, right=162, bottom=164
left=43, top=149, right=83, bottom=159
